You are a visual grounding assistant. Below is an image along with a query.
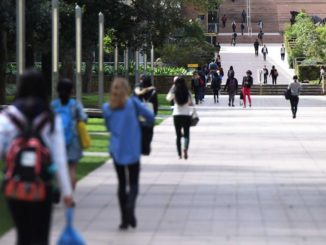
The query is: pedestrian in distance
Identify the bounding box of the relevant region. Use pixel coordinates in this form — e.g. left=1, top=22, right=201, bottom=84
left=52, top=79, right=88, bottom=191
left=221, top=15, right=227, bottom=28
left=258, top=19, right=264, bottom=32
left=263, top=65, right=269, bottom=84
left=102, top=77, right=155, bottom=230
left=240, top=22, right=245, bottom=36
left=231, top=32, right=237, bottom=46
left=227, top=66, right=235, bottom=78
left=270, top=65, right=279, bottom=85
left=241, top=9, right=247, bottom=23
left=215, top=54, right=222, bottom=67
left=258, top=30, right=264, bottom=45
left=191, top=71, right=201, bottom=105
left=254, top=39, right=259, bottom=56
left=211, top=71, right=222, bottom=103
left=319, top=66, right=325, bottom=84
left=166, top=77, right=193, bottom=160
left=280, top=44, right=286, bottom=61
left=0, top=70, right=74, bottom=245
left=242, top=70, right=253, bottom=108
left=216, top=42, right=221, bottom=53
left=288, top=75, right=302, bottom=119
left=231, top=20, right=237, bottom=32
left=134, top=75, right=158, bottom=115
left=261, top=44, right=268, bottom=61
left=224, top=72, right=238, bottom=107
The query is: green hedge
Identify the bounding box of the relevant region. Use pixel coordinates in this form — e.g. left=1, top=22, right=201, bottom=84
left=295, top=65, right=321, bottom=81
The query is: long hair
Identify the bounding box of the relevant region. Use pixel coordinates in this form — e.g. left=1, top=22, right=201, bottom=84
left=109, top=77, right=130, bottom=109
left=15, top=69, right=55, bottom=131
left=174, top=77, right=189, bottom=105
left=57, top=79, right=73, bottom=105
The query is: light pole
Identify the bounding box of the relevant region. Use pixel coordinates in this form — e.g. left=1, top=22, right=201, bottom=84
left=135, top=49, right=140, bottom=83
left=98, top=12, right=104, bottom=108
left=247, top=0, right=252, bottom=36
left=52, top=0, right=59, bottom=99
left=75, top=4, right=82, bottom=101
left=125, top=45, right=129, bottom=79
left=16, top=0, right=25, bottom=84
left=150, top=43, right=154, bottom=85
left=114, top=43, right=118, bottom=76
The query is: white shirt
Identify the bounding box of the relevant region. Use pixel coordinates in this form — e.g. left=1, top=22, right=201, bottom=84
left=0, top=106, right=72, bottom=196
left=166, top=88, right=193, bottom=116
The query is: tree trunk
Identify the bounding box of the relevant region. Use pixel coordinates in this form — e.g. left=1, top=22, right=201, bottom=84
left=83, top=50, right=93, bottom=93
left=0, top=29, right=7, bottom=104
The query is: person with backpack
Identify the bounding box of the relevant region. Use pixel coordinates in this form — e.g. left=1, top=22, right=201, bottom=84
left=288, top=75, right=302, bottom=119
left=231, top=20, right=237, bottom=32
left=221, top=15, right=227, bottom=28
left=224, top=72, right=238, bottom=107
left=0, top=70, right=74, bottom=245
left=263, top=65, right=269, bottom=84
left=211, top=71, right=222, bottom=103
left=166, top=77, right=193, bottom=159
left=198, top=71, right=206, bottom=103
left=51, top=79, right=88, bottom=191
left=102, top=77, right=154, bottom=230
left=231, top=32, right=237, bottom=46
left=270, top=65, right=279, bottom=85
left=242, top=70, right=254, bottom=108
left=254, top=39, right=260, bottom=56
left=261, top=44, right=268, bottom=61
left=191, top=71, right=201, bottom=105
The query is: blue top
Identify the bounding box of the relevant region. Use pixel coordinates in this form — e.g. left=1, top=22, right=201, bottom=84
left=102, top=97, right=155, bottom=165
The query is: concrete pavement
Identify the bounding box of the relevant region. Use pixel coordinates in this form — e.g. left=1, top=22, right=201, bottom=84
left=1, top=95, right=326, bottom=245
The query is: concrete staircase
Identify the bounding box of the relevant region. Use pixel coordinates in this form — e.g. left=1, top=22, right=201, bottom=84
left=217, top=0, right=326, bottom=44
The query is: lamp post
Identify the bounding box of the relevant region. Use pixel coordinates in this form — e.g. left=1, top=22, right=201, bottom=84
left=114, top=43, right=118, bottom=76
left=150, top=43, right=154, bottom=85
left=16, top=0, right=25, bottom=84
left=98, top=12, right=104, bottom=108
left=52, top=0, right=59, bottom=99
left=125, top=45, right=129, bottom=79
left=135, top=49, right=140, bottom=83
left=75, top=4, right=82, bottom=101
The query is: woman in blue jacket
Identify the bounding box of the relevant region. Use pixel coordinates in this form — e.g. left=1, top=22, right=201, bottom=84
left=103, top=77, right=155, bottom=230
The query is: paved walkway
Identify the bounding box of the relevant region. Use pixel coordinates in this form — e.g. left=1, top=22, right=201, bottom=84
left=1, top=96, right=326, bottom=245
left=219, top=44, right=294, bottom=85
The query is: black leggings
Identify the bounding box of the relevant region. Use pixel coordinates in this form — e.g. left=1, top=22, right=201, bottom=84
left=173, top=115, right=191, bottom=157
left=113, top=161, right=140, bottom=223
left=272, top=76, right=277, bottom=85
left=213, top=89, right=220, bottom=102
left=7, top=187, right=53, bottom=245
left=290, top=95, right=299, bottom=116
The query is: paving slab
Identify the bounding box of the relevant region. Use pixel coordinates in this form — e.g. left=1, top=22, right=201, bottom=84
left=1, top=95, right=326, bottom=245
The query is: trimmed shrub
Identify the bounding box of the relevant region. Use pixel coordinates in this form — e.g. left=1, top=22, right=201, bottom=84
left=296, top=65, right=321, bottom=81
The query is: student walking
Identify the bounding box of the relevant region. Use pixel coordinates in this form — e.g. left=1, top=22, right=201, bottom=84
left=254, top=39, right=259, bottom=56
left=242, top=70, right=253, bottom=108
left=102, top=77, right=155, bottom=230
left=263, top=65, right=269, bottom=84
left=0, top=70, right=73, bottom=245
left=270, top=65, right=279, bottom=85
left=258, top=19, right=264, bottom=31
left=221, top=15, right=227, bottom=28
left=241, top=10, right=247, bottom=23
left=258, top=31, right=264, bottom=45
left=211, top=71, right=222, bottom=103
left=224, top=72, right=238, bottom=107
left=261, top=44, right=268, bottom=61
left=227, top=66, right=235, bottom=78
left=319, top=66, right=325, bottom=85
left=231, top=32, right=237, bottom=46
left=288, top=75, right=302, bottom=119
left=191, top=71, right=201, bottom=105
left=52, top=79, right=88, bottom=191
left=231, top=20, right=237, bottom=32
left=240, top=22, right=245, bottom=36
left=166, top=77, right=193, bottom=160
left=280, top=44, right=286, bottom=61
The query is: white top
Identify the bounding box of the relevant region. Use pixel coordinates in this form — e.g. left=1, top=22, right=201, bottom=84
left=166, top=88, right=193, bottom=116
left=281, top=47, right=285, bottom=54
left=0, top=106, right=72, bottom=197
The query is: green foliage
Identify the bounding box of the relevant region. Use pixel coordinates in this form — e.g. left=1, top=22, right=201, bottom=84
left=295, top=65, right=321, bottom=81
left=285, top=12, right=326, bottom=68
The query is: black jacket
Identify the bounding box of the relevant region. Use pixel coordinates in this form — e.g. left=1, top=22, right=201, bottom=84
left=242, top=76, right=253, bottom=88
left=139, top=88, right=158, bottom=115
left=224, top=77, right=238, bottom=93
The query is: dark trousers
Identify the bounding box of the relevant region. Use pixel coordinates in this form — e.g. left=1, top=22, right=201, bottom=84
left=290, top=96, right=299, bottom=117
left=255, top=49, right=258, bottom=56
left=272, top=76, right=277, bottom=85
left=281, top=53, right=285, bottom=60
left=113, top=161, right=140, bottom=226
left=263, top=53, right=267, bottom=61
left=264, top=74, right=268, bottom=84
left=213, top=89, right=220, bottom=102
left=173, top=115, right=191, bottom=157
left=228, top=91, right=236, bottom=105
left=194, top=88, right=200, bottom=104
left=7, top=187, right=53, bottom=245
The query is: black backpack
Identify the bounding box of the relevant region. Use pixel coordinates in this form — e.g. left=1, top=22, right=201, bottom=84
left=2, top=110, right=53, bottom=202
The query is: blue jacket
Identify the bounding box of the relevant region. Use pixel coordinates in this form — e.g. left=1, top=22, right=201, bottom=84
left=102, top=97, right=155, bottom=165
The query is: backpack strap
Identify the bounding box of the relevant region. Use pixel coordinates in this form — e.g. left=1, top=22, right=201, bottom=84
left=5, top=111, right=25, bottom=132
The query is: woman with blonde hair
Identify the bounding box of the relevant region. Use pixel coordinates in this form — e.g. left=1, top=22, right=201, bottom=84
left=102, top=77, right=154, bottom=230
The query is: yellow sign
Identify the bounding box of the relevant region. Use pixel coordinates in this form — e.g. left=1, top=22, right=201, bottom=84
left=187, top=64, right=199, bottom=68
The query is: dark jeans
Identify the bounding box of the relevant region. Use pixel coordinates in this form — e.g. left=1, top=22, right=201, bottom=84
left=281, top=53, right=285, bottom=60
left=263, top=53, right=267, bottom=61
left=213, top=89, right=220, bottom=102
left=290, top=95, right=299, bottom=117
left=113, top=161, right=140, bottom=226
left=272, top=76, right=277, bottom=85
left=264, top=74, right=268, bottom=84
left=7, top=187, right=53, bottom=245
left=173, top=115, right=191, bottom=157
left=228, top=91, right=236, bottom=105
left=194, top=88, right=200, bottom=104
